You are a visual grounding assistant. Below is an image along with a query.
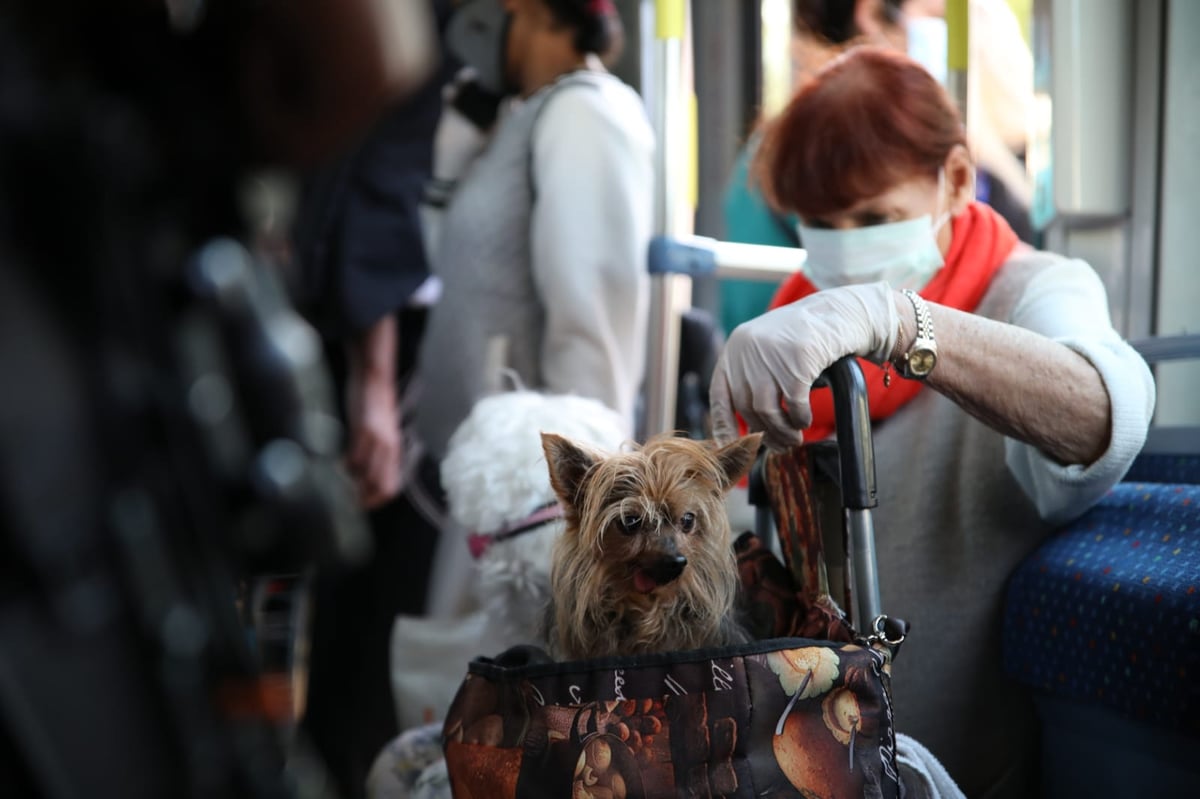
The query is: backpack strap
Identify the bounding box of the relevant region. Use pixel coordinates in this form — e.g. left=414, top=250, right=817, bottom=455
left=526, top=70, right=608, bottom=202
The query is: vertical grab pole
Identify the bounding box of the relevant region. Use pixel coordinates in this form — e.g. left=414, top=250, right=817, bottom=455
left=945, top=0, right=969, bottom=120
left=642, top=0, right=694, bottom=438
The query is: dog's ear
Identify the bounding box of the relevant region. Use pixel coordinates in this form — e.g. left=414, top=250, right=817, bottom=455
left=541, top=432, right=598, bottom=508
left=713, top=432, right=763, bottom=491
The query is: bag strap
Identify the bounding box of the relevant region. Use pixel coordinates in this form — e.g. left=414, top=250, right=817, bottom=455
left=763, top=445, right=831, bottom=600
left=762, top=444, right=857, bottom=642
left=758, top=442, right=909, bottom=654
left=526, top=70, right=606, bottom=202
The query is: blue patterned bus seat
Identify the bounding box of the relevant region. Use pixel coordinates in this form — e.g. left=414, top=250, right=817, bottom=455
left=1002, top=454, right=1200, bottom=735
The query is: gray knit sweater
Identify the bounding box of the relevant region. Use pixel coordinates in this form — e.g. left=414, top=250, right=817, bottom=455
left=868, top=249, right=1154, bottom=797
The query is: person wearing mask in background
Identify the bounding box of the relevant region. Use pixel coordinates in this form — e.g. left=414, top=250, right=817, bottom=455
left=411, top=0, right=653, bottom=616
left=364, top=2, right=652, bottom=795
left=710, top=48, right=1153, bottom=797
left=719, top=0, right=906, bottom=338
left=904, top=0, right=1037, bottom=244
left=720, top=0, right=1036, bottom=337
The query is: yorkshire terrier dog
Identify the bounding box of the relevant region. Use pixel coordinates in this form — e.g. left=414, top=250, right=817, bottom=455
left=541, top=431, right=763, bottom=661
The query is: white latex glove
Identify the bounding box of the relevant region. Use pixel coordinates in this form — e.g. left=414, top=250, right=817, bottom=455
left=709, top=281, right=900, bottom=451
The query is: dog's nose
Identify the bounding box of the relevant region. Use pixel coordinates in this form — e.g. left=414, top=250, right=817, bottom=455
left=647, top=554, right=688, bottom=585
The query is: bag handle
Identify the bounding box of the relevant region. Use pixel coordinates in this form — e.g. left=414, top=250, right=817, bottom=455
left=759, top=357, right=885, bottom=636
left=817, top=358, right=883, bottom=630
left=815, top=356, right=877, bottom=510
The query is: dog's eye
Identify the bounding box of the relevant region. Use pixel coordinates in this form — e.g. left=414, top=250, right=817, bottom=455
left=680, top=512, right=696, bottom=533
left=620, top=515, right=641, bottom=534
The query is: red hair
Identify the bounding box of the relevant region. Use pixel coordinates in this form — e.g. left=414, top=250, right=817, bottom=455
left=756, top=47, right=967, bottom=218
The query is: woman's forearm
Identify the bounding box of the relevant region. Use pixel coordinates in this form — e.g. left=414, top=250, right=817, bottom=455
left=348, top=313, right=398, bottom=390
left=892, top=293, right=1112, bottom=466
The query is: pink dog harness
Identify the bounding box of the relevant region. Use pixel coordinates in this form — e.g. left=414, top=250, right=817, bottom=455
left=466, top=501, right=565, bottom=560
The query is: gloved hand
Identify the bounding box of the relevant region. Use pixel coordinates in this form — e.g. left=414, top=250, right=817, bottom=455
left=709, top=281, right=900, bottom=450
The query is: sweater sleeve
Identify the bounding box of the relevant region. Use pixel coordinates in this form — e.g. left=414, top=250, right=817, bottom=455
left=528, top=82, right=654, bottom=434
left=1003, top=257, right=1156, bottom=524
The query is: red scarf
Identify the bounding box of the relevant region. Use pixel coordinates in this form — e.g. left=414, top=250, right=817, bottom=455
left=766, top=202, right=1019, bottom=442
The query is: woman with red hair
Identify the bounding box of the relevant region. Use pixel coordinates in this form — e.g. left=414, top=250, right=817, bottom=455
left=710, top=48, right=1154, bottom=797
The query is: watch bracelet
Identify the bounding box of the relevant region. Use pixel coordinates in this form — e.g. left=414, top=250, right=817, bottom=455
left=897, top=288, right=937, bottom=379
left=902, top=288, right=933, bottom=342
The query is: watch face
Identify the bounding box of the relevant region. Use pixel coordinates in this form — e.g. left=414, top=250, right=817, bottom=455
left=910, top=348, right=937, bottom=376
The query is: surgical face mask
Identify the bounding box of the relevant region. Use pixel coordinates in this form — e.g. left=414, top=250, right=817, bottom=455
left=906, top=15, right=948, bottom=86
left=445, top=0, right=513, bottom=97
left=797, top=176, right=952, bottom=291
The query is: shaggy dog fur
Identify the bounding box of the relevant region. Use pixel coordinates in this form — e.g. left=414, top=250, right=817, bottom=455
left=439, top=391, right=629, bottom=647
left=541, top=431, right=763, bottom=661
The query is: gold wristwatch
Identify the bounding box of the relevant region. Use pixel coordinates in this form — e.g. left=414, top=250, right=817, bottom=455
left=898, top=289, right=937, bottom=380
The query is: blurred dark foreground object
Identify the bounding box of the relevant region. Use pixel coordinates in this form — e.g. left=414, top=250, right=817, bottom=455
left=0, top=1, right=437, bottom=797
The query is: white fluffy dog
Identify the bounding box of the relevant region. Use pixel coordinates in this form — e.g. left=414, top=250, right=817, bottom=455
left=438, top=390, right=629, bottom=646
left=389, top=391, right=629, bottom=740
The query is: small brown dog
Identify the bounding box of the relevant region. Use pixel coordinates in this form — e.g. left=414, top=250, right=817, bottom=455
left=540, top=431, right=763, bottom=661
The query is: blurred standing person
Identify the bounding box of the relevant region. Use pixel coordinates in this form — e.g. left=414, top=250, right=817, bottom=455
left=720, top=0, right=906, bottom=337
left=0, top=0, right=439, bottom=796
left=288, top=6, right=455, bottom=794
left=415, top=0, right=651, bottom=463
left=904, top=0, right=1036, bottom=242
left=411, top=0, right=654, bottom=621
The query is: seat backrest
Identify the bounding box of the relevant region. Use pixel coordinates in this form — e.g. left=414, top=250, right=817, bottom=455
left=1001, top=333, right=1200, bottom=737
left=1130, top=333, right=1200, bottom=460
left=675, top=307, right=725, bottom=437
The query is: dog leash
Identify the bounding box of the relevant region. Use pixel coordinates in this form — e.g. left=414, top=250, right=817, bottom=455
left=466, top=501, right=565, bottom=559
